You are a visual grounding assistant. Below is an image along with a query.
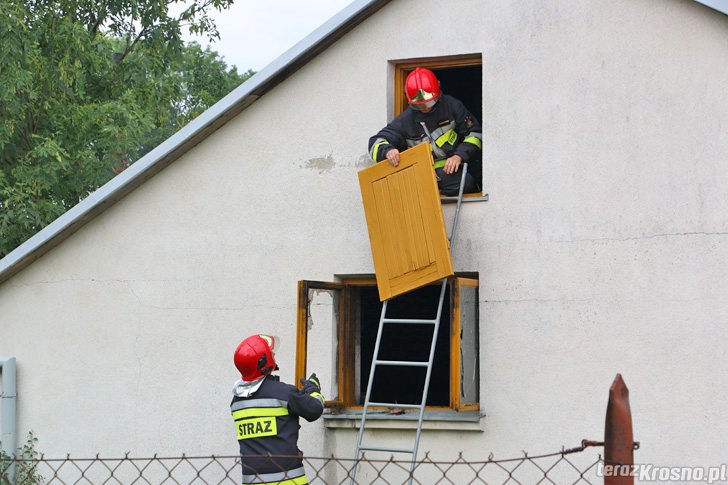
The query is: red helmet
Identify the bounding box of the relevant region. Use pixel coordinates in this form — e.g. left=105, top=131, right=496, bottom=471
left=405, top=67, right=441, bottom=112
left=234, top=334, right=280, bottom=382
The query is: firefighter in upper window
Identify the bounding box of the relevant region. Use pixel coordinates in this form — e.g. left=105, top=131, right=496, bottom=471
left=230, top=334, right=324, bottom=485
left=368, top=67, right=483, bottom=196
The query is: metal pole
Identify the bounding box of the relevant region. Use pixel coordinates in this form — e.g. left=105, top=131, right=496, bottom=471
left=1, top=357, right=17, bottom=484
left=448, top=163, right=468, bottom=252
left=604, top=374, right=634, bottom=485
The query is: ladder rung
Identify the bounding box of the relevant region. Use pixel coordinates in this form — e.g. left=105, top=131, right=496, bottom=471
left=366, top=402, right=421, bottom=409
left=358, top=445, right=414, bottom=454
left=383, top=318, right=437, bottom=325
left=374, top=359, right=428, bottom=367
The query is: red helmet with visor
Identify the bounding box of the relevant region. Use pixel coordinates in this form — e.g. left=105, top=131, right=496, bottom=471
left=234, top=334, right=280, bottom=382
left=405, top=67, right=441, bottom=112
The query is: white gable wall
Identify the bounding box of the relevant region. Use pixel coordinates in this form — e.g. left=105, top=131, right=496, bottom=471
left=1, top=0, right=727, bottom=473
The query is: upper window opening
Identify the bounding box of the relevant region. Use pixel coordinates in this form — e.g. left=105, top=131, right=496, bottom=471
left=394, top=55, right=484, bottom=198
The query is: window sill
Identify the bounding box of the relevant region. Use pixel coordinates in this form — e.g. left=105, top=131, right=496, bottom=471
left=322, top=409, right=484, bottom=431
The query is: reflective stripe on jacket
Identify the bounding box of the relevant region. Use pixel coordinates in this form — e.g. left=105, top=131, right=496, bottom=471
left=242, top=466, right=307, bottom=485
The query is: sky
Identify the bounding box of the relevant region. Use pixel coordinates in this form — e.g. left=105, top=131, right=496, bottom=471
left=179, top=0, right=356, bottom=71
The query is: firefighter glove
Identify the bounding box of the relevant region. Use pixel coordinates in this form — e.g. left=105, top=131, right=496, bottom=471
left=300, top=373, right=321, bottom=393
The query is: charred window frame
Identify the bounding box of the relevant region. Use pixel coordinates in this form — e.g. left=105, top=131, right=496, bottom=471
left=296, top=277, right=479, bottom=412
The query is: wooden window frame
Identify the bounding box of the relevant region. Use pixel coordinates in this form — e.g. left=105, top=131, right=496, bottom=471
left=450, top=277, right=479, bottom=411
left=296, top=276, right=479, bottom=412
left=295, top=280, right=349, bottom=409
left=393, top=54, right=485, bottom=201
left=393, top=54, right=483, bottom=117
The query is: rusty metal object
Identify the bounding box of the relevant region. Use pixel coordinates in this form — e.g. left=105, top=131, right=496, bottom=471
left=604, top=374, right=635, bottom=485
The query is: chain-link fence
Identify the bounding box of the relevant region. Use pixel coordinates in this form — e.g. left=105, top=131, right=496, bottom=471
left=1, top=442, right=604, bottom=484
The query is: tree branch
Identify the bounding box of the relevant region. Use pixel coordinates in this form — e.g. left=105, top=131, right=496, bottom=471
left=89, top=0, right=109, bottom=34
left=117, top=26, right=148, bottom=63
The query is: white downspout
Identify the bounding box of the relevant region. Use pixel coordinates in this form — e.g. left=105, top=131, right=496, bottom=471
left=0, top=357, right=17, bottom=484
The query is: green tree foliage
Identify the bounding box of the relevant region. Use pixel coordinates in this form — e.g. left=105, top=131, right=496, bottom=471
left=0, top=0, right=253, bottom=257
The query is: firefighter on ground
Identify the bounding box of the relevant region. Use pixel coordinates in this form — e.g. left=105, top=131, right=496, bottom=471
left=368, top=67, right=483, bottom=196
left=231, top=334, right=324, bottom=485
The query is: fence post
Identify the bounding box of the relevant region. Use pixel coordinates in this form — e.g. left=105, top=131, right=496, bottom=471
left=604, top=373, right=634, bottom=485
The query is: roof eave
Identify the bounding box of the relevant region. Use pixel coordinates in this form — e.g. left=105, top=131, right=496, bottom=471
left=692, top=0, right=728, bottom=16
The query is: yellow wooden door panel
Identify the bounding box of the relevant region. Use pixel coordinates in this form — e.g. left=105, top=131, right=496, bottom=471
left=358, top=143, right=454, bottom=301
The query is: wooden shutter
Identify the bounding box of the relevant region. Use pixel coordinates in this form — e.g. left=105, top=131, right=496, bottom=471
left=358, top=143, right=454, bottom=301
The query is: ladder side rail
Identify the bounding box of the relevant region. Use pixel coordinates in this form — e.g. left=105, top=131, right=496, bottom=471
left=351, top=299, right=390, bottom=483
left=407, top=277, right=449, bottom=483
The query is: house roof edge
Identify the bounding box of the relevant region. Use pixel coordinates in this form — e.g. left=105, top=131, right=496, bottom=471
left=692, top=0, right=728, bottom=16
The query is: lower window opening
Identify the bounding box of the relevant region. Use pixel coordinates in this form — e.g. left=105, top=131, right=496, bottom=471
left=357, top=284, right=451, bottom=407
left=295, top=276, right=479, bottom=412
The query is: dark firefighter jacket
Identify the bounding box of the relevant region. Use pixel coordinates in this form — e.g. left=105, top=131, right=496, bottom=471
left=230, top=375, right=324, bottom=485
left=368, top=94, right=483, bottom=173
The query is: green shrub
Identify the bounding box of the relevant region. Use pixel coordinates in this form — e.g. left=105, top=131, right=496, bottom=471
left=0, top=431, right=45, bottom=484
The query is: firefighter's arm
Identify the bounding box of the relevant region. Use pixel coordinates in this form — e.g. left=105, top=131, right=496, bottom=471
left=451, top=98, right=482, bottom=162
left=288, top=373, right=325, bottom=422
left=368, top=120, right=406, bottom=163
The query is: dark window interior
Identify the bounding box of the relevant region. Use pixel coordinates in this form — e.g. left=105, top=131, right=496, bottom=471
left=357, top=284, right=451, bottom=407
left=432, top=64, right=482, bottom=124
left=430, top=64, right=482, bottom=187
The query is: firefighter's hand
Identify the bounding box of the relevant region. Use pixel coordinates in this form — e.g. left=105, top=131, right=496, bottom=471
left=443, top=154, right=462, bottom=174
left=300, top=373, right=321, bottom=393
left=385, top=148, right=400, bottom=167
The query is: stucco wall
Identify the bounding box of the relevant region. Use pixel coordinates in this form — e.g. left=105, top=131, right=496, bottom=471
left=1, top=0, right=727, bottom=476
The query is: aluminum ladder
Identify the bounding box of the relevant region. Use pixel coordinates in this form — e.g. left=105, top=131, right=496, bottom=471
left=350, top=164, right=470, bottom=485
